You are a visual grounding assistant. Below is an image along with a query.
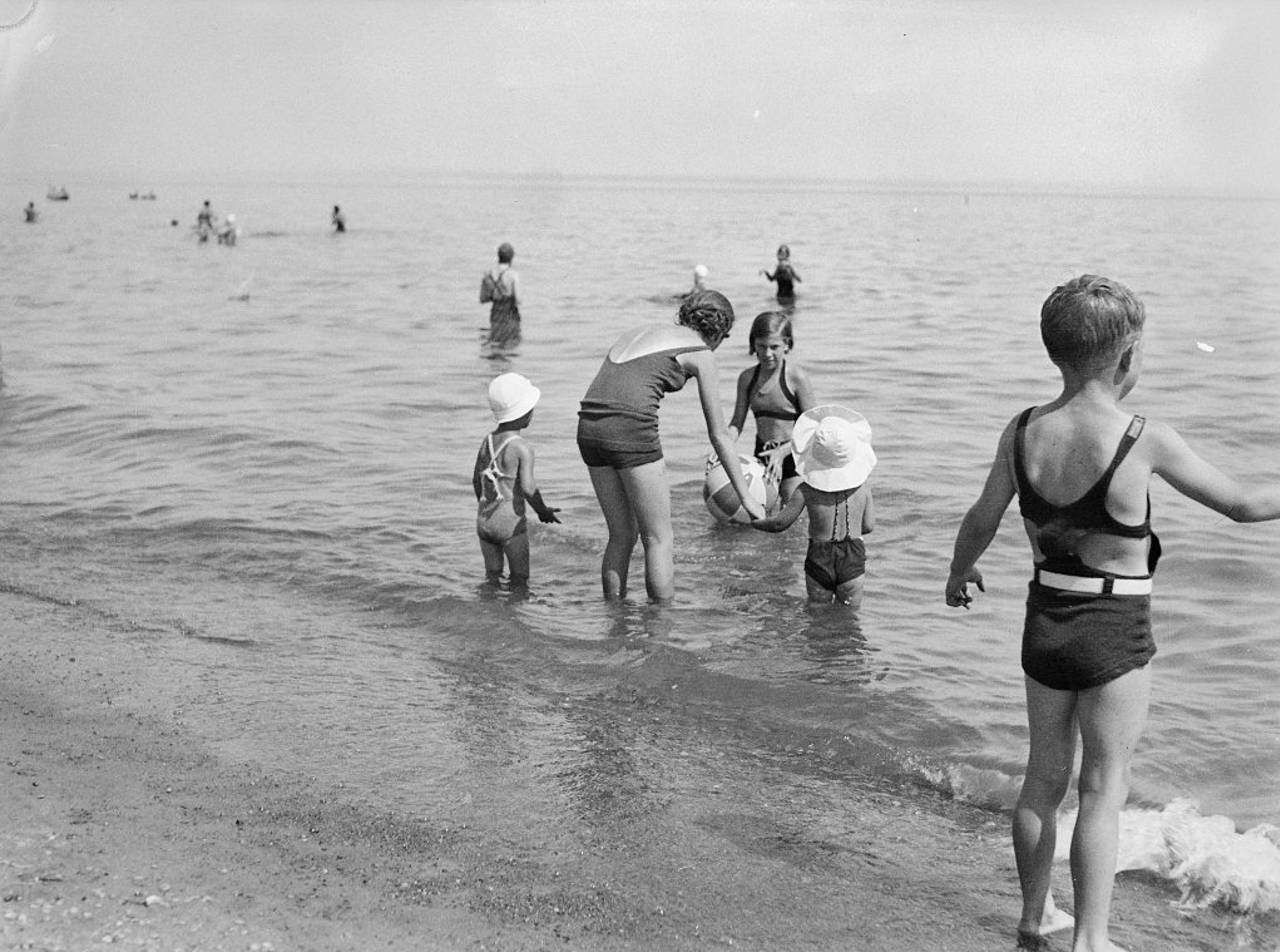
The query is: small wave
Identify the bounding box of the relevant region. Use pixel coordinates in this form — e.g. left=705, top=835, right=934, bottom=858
left=1055, top=799, right=1280, bottom=914
left=904, top=760, right=1280, bottom=915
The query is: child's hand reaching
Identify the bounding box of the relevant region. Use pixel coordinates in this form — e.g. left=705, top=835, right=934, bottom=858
left=527, top=490, right=561, bottom=525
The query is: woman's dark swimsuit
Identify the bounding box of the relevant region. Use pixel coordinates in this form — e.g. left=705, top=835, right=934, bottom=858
left=748, top=363, right=802, bottom=482
left=804, top=488, right=866, bottom=593
left=576, top=344, right=704, bottom=469
left=1013, top=407, right=1160, bottom=691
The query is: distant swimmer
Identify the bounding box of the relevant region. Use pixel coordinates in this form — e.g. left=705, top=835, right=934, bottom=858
left=217, top=213, right=238, bottom=246
left=23, top=201, right=37, bottom=223
left=195, top=200, right=215, bottom=242
left=479, top=242, right=521, bottom=347
left=760, top=244, right=801, bottom=305
left=691, top=263, right=709, bottom=293
left=332, top=205, right=346, bottom=233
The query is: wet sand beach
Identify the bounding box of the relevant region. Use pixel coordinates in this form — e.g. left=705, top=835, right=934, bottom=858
left=2, top=588, right=1266, bottom=952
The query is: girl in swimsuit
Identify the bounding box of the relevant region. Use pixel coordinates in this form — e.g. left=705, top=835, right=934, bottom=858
left=728, top=311, right=817, bottom=507
left=749, top=406, right=876, bottom=607
left=473, top=373, right=560, bottom=588
left=577, top=290, right=765, bottom=604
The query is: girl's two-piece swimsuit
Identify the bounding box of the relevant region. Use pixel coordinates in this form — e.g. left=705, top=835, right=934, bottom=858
left=1013, top=407, right=1161, bottom=691
left=746, top=362, right=801, bottom=484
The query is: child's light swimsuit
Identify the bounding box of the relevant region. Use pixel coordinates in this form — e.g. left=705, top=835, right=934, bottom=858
left=476, top=433, right=527, bottom=544
left=1012, top=406, right=1159, bottom=690
left=803, top=487, right=866, bottom=592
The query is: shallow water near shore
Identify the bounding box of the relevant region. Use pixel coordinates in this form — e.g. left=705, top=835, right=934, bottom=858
left=2, top=173, right=1279, bottom=946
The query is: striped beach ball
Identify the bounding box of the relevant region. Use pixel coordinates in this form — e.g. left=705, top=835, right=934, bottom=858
left=703, top=453, right=769, bottom=524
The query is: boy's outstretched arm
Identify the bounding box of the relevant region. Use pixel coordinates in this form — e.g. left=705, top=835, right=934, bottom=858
left=1148, top=420, right=1280, bottom=522
left=513, top=440, right=562, bottom=524
left=946, top=423, right=1017, bottom=609
left=750, top=489, right=805, bottom=532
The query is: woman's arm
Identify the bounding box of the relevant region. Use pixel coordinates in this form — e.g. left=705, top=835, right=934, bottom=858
left=728, top=367, right=752, bottom=437
left=684, top=350, right=766, bottom=520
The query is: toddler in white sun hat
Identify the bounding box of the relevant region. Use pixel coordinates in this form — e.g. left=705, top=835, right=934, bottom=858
left=472, top=372, right=561, bottom=589
left=749, top=405, right=876, bottom=607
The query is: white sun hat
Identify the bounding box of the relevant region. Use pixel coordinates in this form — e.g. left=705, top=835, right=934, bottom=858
left=792, top=404, right=876, bottom=492
left=488, top=372, right=541, bottom=424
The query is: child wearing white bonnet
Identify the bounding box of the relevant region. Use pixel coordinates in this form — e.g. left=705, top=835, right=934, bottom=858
left=749, top=405, right=876, bottom=607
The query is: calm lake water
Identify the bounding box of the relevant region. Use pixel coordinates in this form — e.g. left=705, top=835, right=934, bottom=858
left=3, top=174, right=1279, bottom=935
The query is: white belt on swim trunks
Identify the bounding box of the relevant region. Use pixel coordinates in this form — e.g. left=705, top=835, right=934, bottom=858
left=1035, top=569, right=1152, bottom=596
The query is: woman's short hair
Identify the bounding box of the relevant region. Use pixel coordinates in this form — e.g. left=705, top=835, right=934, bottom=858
left=678, top=289, right=735, bottom=341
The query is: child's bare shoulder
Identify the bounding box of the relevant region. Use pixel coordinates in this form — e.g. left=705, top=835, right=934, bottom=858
left=1134, top=415, right=1190, bottom=458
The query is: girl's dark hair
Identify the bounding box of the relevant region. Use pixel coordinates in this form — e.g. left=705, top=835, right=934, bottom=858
left=678, top=289, right=735, bottom=341
left=748, top=310, right=793, bottom=354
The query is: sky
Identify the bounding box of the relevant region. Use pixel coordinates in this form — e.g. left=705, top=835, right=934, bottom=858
left=1, top=0, right=1277, bottom=191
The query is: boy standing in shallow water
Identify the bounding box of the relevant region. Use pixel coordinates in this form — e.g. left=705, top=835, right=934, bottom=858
left=473, top=373, right=560, bottom=587
left=945, top=275, right=1280, bottom=951
left=750, top=405, right=875, bottom=607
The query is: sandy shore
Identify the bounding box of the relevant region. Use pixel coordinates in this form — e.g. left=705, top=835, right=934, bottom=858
left=0, top=587, right=1265, bottom=952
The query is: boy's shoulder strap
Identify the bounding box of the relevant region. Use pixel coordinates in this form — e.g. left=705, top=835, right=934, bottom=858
left=1100, top=415, right=1146, bottom=481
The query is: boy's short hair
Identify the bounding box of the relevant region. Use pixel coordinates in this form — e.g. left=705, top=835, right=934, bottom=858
left=1040, top=274, right=1145, bottom=368
left=678, top=289, right=735, bottom=341
left=497, top=242, right=515, bottom=263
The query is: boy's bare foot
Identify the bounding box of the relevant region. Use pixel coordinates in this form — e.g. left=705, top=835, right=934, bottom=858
left=1016, top=904, right=1074, bottom=948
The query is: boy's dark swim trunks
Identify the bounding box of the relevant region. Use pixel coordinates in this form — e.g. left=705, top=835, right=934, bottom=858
left=1022, top=581, right=1155, bottom=691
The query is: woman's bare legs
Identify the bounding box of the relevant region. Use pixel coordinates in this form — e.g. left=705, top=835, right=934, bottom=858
left=1015, top=677, right=1077, bottom=941
left=587, top=466, right=639, bottom=600
left=1069, top=665, right=1150, bottom=952
left=587, top=459, right=677, bottom=604
left=618, top=460, right=675, bottom=603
